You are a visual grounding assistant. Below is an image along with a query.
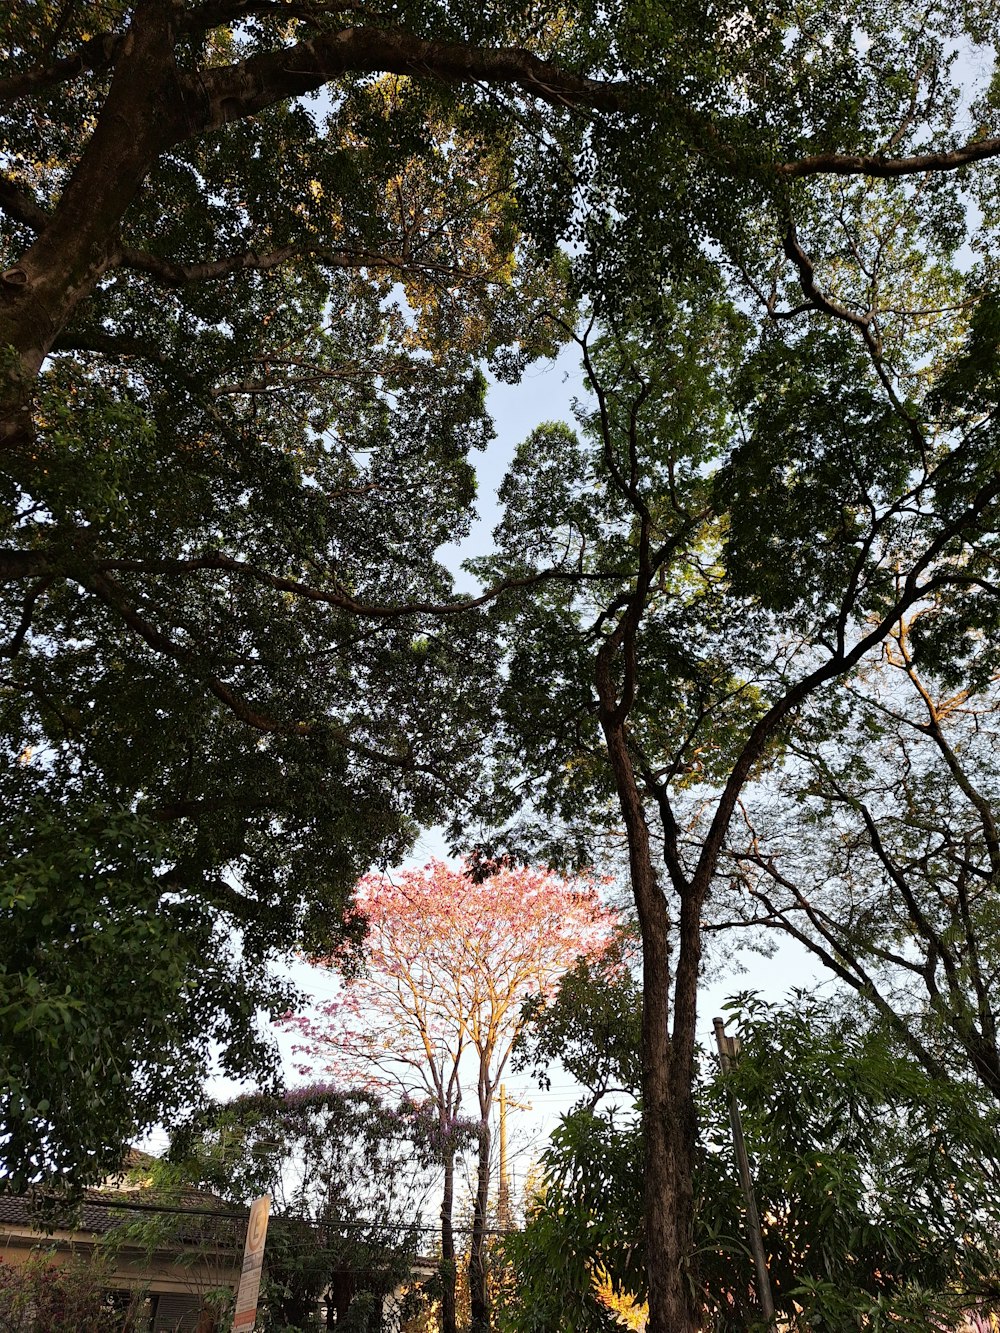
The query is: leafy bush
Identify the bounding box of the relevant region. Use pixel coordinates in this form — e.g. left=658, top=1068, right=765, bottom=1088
left=0, top=1251, right=122, bottom=1332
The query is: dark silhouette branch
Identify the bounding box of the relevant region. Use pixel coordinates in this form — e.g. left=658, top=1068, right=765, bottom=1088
left=0, top=33, right=122, bottom=104
left=0, top=577, right=53, bottom=657
left=0, top=178, right=50, bottom=232
left=115, top=242, right=490, bottom=287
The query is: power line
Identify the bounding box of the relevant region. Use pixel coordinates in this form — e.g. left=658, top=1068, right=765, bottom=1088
left=68, top=1196, right=519, bottom=1237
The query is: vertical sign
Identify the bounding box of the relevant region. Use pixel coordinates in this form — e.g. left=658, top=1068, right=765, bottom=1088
left=231, top=1194, right=270, bottom=1331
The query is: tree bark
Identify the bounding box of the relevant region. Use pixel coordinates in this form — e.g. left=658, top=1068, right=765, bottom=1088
left=597, top=662, right=700, bottom=1333
left=440, top=1146, right=458, bottom=1333
left=469, top=1117, right=492, bottom=1332
left=0, top=0, right=183, bottom=459
left=4, top=0, right=1000, bottom=461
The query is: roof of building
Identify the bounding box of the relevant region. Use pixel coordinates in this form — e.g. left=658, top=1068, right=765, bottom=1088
left=0, top=1149, right=246, bottom=1246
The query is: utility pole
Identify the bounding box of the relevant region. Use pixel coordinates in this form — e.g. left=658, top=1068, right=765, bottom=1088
left=498, top=1084, right=510, bottom=1229
left=713, top=1017, right=777, bottom=1331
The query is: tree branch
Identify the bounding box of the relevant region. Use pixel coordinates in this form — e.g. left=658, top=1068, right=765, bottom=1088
left=115, top=241, right=456, bottom=286
left=895, top=634, right=1000, bottom=878
left=0, top=177, right=50, bottom=233
left=155, top=864, right=288, bottom=933
left=744, top=883, right=951, bottom=1083
left=693, top=464, right=1000, bottom=902
left=190, top=27, right=631, bottom=133
left=0, top=577, right=53, bottom=658
left=777, top=136, right=1000, bottom=180
left=80, top=570, right=472, bottom=789
left=0, top=33, right=121, bottom=104
left=0, top=549, right=51, bottom=583
left=99, top=551, right=547, bottom=619
left=86, top=568, right=311, bottom=736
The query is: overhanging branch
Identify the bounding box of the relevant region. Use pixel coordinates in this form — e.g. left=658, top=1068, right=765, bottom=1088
left=0, top=33, right=121, bottom=104
left=115, top=242, right=487, bottom=287
left=777, top=136, right=1000, bottom=179
left=0, top=177, right=50, bottom=233
left=190, top=26, right=632, bottom=131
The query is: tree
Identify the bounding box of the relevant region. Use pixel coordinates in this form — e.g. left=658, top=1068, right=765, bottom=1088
left=696, top=996, right=1000, bottom=1332
left=1, top=0, right=573, bottom=1185
left=7, top=0, right=1000, bottom=1315
left=513, top=925, right=642, bottom=1111
left=463, top=178, right=1000, bottom=1327
left=0, top=800, right=287, bottom=1192
left=721, top=606, right=1000, bottom=1104
left=158, top=1085, right=444, bottom=1331
left=501, top=981, right=1000, bottom=1332
left=501, top=944, right=645, bottom=1333
left=285, top=857, right=616, bottom=1333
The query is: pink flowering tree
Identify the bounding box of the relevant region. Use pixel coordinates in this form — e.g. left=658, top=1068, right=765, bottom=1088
left=283, top=857, right=618, bottom=1333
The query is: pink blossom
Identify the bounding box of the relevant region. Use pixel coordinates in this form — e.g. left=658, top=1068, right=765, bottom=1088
left=278, top=858, right=617, bottom=1125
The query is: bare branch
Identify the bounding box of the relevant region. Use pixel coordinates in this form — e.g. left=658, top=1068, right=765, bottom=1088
left=744, top=883, right=951, bottom=1082
left=895, top=631, right=1000, bottom=877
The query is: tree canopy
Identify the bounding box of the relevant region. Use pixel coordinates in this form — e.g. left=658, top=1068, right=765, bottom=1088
left=503, top=985, right=1000, bottom=1333
left=458, top=248, right=1000, bottom=1323
left=6, top=4, right=1000, bottom=1329
left=723, top=609, right=1000, bottom=1101
left=163, top=1084, right=443, bottom=1331
left=285, top=857, right=615, bottom=1332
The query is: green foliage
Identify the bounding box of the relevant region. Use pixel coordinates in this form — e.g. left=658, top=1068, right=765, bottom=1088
left=500, top=952, right=646, bottom=1331
left=700, top=995, right=1000, bottom=1331
left=160, top=1086, right=442, bottom=1332
left=1, top=248, right=508, bottom=1186
left=5, top=0, right=1000, bottom=1288
left=514, top=929, right=642, bottom=1101
left=718, top=326, right=915, bottom=618
left=498, top=1106, right=645, bottom=1333
left=462, top=287, right=762, bottom=865
left=2, top=5, right=569, bottom=1188
left=0, top=794, right=286, bottom=1192
left=0, top=1251, right=122, bottom=1333
left=502, top=987, right=1000, bottom=1332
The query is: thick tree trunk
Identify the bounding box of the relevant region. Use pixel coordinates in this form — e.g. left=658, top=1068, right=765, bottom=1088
left=599, top=705, right=701, bottom=1333
left=469, top=1118, right=492, bottom=1332
left=641, top=917, right=700, bottom=1333
left=1, top=0, right=182, bottom=461
left=440, top=1147, right=458, bottom=1333
left=655, top=887, right=704, bottom=1333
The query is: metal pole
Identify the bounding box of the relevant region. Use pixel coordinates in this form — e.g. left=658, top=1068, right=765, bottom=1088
left=713, top=1017, right=777, bottom=1330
